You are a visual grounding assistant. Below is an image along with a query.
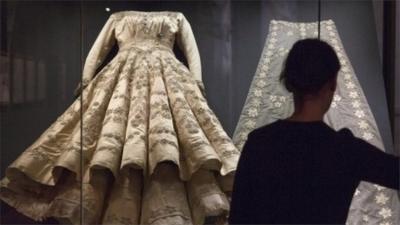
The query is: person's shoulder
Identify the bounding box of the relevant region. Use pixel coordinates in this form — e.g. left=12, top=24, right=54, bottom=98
left=241, top=122, right=281, bottom=157
left=333, top=127, right=366, bottom=150
left=250, top=120, right=281, bottom=135
left=246, top=120, right=282, bottom=142
left=336, top=127, right=357, bottom=141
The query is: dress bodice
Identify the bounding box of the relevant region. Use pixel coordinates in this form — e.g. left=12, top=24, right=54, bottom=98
left=111, top=11, right=181, bottom=49
left=81, top=11, right=201, bottom=87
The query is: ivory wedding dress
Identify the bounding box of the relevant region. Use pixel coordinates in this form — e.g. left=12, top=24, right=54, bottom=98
left=0, top=11, right=239, bottom=225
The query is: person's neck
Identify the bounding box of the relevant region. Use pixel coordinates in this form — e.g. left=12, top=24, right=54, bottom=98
left=286, top=101, right=325, bottom=122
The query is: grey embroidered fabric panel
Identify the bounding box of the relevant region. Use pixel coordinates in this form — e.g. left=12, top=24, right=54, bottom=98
left=233, top=20, right=399, bottom=225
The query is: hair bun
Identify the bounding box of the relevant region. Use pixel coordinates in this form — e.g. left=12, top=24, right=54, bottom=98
left=280, top=39, right=340, bottom=97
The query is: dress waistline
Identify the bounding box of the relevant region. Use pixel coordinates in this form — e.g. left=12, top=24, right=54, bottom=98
left=119, top=40, right=173, bottom=53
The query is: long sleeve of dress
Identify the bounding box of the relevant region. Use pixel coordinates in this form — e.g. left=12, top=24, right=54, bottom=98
left=81, top=15, right=116, bottom=87
left=176, top=13, right=202, bottom=82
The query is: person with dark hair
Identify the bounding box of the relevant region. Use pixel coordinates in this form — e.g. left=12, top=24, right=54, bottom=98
left=229, top=39, right=399, bottom=224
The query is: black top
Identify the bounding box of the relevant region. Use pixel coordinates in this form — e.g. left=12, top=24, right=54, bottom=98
left=229, top=120, right=399, bottom=224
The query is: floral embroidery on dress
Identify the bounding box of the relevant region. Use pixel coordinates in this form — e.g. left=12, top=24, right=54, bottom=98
left=0, top=11, right=238, bottom=225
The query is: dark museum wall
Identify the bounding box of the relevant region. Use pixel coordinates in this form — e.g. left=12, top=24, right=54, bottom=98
left=1, top=1, right=82, bottom=177
left=395, top=1, right=400, bottom=155
left=1, top=0, right=395, bottom=177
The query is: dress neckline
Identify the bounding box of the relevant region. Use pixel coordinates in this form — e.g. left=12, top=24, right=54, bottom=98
left=113, top=10, right=179, bottom=15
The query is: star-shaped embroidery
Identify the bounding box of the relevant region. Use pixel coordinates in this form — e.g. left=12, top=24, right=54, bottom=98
left=239, top=133, right=247, bottom=141
left=329, top=31, right=335, bottom=36
left=342, top=66, right=350, bottom=72
left=248, top=108, right=258, bottom=117
left=362, top=215, right=369, bottom=222
left=274, top=102, right=282, bottom=108
left=270, top=37, right=277, bottom=43
left=379, top=222, right=392, bottom=225
left=344, top=73, right=352, bottom=80
left=351, top=100, right=361, bottom=108
left=345, top=82, right=355, bottom=89
left=259, top=72, right=267, bottom=78
left=257, top=80, right=266, bottom=88
left=269, top=95, right=277, bottom=101
left=378, top=208, right=392, bottom=219
left=287, top=31, right=294, bottom=36
left=268, top=43, right=275, bottom=49
left=245, top=121, right=256, bottom=129
left=362, top=132, right=373, bottom=141
left=262, top=64, right=269, bottom=71
left=358, top=120, right=368, bottom=129
left=326, top=26, right=333, bottom=31
left=374, top=184, right=384, bottom=191
left=279, top=96, right=286, bottom=102
left=266, top=51, right=273, bottom=56
left=254, top=89, right=263, bottom=97
left=340, top=59, right=347, bottom=65
left=355, top=110, right=365, bottom=118
left=252, top=99, right=262, bottom=107
left=331, top=102, right=337, bottom=108
left=271, top=31, right=277, bottom=36
left=354, top=189, right=361, bottom=196
left=333, top=94, right=342, bottom=101
left=375, top=193, right=389, bottom=205
left=349, top=91, right=359, bottom=99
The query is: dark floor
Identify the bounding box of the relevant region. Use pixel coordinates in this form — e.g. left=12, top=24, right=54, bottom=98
left=1, top=201, right=59, bottom=225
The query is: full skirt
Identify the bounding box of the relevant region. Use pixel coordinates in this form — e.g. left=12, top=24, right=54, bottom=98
left=0, top=45, right=239, bottom=225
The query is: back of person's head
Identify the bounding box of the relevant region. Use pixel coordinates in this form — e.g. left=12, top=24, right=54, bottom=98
left=280, top=39, right=340, bottom=98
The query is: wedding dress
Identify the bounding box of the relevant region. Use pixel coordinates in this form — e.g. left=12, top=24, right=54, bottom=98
left=0, top=11, right=239, bottom=225
left=233, top=20, right=399, bottom=225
